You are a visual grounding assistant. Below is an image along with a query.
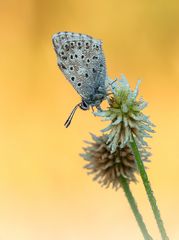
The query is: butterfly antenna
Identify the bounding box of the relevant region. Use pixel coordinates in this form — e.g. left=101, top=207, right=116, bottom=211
left=64, top=103, right=80, bottom=128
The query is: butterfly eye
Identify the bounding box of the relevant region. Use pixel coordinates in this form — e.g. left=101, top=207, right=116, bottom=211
left=70, top=55, right=74, bottom=59
left=77, top=82, right=81, bottom=87
left=81, top=55, right=84, bottom=59
left=85, top=73, right=89, bottom=78
left=86, top=58, right=90, bottom=63
left=92, top=68, right=96, bottom=73
left=71, top=76, right=75, bottom=81
left=75, top=54, right=78, bottom=58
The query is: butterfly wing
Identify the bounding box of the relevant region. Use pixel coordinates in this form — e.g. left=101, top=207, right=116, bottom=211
left=52, top=32, right=106, bottom=102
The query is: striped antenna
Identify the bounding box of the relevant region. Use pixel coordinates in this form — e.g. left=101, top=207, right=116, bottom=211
left=64, top=103, right=80, bottom=128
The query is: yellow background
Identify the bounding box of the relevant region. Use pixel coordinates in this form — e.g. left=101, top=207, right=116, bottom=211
left=0, top=0, right=179, bottom=239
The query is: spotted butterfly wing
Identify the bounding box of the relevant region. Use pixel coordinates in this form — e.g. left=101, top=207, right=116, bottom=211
left=52, top=32, right=106, bottom=106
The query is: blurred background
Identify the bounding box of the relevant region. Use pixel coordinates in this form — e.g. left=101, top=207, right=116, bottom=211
left=0, top=0, right=179, bottom=239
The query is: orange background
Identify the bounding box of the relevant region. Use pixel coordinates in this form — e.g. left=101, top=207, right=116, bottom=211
left=0, top=0, right=179, bottom=239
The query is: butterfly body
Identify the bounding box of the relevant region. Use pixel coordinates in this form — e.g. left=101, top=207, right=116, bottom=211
left=52, top=32, right=107, bottom=127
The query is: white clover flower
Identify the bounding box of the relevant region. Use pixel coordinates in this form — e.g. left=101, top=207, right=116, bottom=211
left=94, top=75, right=155, bottom=153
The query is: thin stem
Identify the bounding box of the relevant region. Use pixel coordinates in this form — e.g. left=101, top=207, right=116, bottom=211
left=120, top=176, right=153, bottom=240
left=130, top=135, right=169, bottom=240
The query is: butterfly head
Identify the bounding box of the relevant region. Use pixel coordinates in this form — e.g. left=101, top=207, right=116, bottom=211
left=79, top=100, right=89, bottom=110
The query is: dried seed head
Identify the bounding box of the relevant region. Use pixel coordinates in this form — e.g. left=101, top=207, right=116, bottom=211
left=81, top=134, right=150, bottom=190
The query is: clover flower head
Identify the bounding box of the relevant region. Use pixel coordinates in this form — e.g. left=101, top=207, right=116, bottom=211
left=95, top=75, right=155, bottom=153
left=81, top=133, right=150, bottom=190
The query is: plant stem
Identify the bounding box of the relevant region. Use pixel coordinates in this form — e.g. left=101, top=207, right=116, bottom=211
left=130, top=135, right=169, bottom=240
left=120, top=176, right=153, bottom=240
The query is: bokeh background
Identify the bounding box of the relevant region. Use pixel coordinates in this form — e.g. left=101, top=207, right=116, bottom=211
left=0, top=0, right=179, bottom=239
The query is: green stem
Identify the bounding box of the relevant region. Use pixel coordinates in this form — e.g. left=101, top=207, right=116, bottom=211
left=120, top=176, right=153, bottom=240
left=130, top=135, right=169, bottom=240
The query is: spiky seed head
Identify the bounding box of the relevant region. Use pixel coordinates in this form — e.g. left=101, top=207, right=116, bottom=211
left=81, top=133, right=150, bottom=190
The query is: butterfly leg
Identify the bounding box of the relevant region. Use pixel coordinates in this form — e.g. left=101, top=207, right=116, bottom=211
left=110, top=78, right=118, bottom=86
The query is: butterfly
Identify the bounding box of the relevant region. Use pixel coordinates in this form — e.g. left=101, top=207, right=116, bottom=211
left=52, top=32, right=107, bottom=127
